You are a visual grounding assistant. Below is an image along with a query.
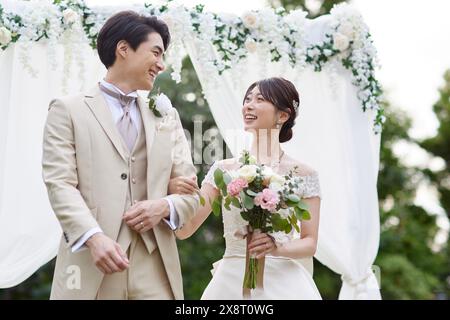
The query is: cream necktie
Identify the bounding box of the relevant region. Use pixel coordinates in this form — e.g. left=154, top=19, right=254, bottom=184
left=99, top=83, right=138, bottom=151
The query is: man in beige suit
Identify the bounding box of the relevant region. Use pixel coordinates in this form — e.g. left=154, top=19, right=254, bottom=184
left=42, top=11, right=198, bottom=299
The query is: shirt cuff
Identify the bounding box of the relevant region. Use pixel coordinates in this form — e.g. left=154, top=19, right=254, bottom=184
left=163, top=197, right=179, bottom=230
left=71, top=227, right=103, bottom=253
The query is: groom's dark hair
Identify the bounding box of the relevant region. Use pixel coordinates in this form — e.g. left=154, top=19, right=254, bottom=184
left=97, top=11, right=171, bottom=68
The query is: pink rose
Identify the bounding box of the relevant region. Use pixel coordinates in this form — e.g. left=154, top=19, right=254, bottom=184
left=254, top=188, right=280, bottom=212
left=227, top=178, right=248, bottom=197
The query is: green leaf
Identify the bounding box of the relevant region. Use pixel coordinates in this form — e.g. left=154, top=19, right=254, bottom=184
left=231, top=197, right=241, bottom=208
left=288, top=213, right=300, bottom=233
left=221, top=184, right=228, bottom=197
left=224, top=197, right=232, bottom=211
left=223, top=172, right=232, bottom=184
left=287, top=194, right=300, bottom=203
left=293, top=222, right=300, bottom=233
left=212, top=199, right=222, bottom=216
left=199, top=195, right=206, bottom=206
left=294, top=206, right=303, bottom=220
left=271, top=213, right=289, bottom=232
left=153, top=109, right=162, bottom=117
left=213, top=168, right=224, bottom=189
left=148, top=97, right=155, bottom=107
left=301, top=210, right=311, bottom=220
left=246, top=189, right=259, bottom=197
left=297, top=200, right=309, bottom=211
left=285, top=199, right=298, bottom=207
left=294, top=206, right=311, bottom=221
left=242, top=192, right=254, bottom=210
left=240, top=211, right=249, bottom=221
left=284, top=224, right=293, bottom=233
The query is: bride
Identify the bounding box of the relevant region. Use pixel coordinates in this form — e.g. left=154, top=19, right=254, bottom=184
left=170, top=77, right=322, bottom=300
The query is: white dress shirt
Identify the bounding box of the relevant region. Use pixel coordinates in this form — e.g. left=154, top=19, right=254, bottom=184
left=71, top=80, right=179, bottom=252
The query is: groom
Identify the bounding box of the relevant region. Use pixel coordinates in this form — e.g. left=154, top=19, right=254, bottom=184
left=42, top=11, right=199, bottom=299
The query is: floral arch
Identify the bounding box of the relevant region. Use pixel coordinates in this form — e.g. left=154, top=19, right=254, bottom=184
left=0, top=0, right=382, bottom=299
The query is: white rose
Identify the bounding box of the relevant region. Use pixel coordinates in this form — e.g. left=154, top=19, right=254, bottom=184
left=270, top=173, right=285, bottom=185
left=237, top=165, right=258, bottom=183
left=269, top=181, right=283, bottom=192
left=337, top=21, right=356, bottom=40
left=261, top=166, right=275, bottom=180
left=244, top=38, right=257, bottom=53
left=155, top=93, right=173, bottom=116
left=63, top=9, right=79, bottom=25
left=242, top=12, right=259, bottom=29
left=333, top=33, right=350, bottom=51
left=0, top=27, right=12, bottom=46
left=308, top=47, right=320, bottom=57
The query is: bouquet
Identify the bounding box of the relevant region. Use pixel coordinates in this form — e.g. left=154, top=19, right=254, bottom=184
left=211, top=150, right=311, bottom=294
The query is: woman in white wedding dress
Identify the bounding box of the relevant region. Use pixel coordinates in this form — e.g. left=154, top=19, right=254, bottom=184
left=170, top=77, right=322, bottom=300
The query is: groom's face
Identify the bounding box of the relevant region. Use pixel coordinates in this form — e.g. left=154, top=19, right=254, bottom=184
left=124, top=32, right=165, bottom=91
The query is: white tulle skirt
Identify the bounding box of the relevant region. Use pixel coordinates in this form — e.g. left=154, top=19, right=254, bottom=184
left=201, top=255, right=322, bottom=300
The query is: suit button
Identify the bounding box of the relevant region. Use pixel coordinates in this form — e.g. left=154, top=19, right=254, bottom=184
left=121, top=173, right=127, bottom=180
left=131, top=157, right=136, bottom=162
left=132, top=178, right=136, bottom=184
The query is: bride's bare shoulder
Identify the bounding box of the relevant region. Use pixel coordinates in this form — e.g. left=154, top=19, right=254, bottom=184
left=283, top=154, right=318, bottom=177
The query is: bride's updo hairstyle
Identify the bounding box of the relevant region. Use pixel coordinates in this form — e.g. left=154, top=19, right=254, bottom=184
left=243, top=77, right=299, bottom=143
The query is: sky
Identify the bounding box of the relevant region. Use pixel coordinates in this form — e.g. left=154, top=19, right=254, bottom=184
left=86, top=0, right=450, bottom=235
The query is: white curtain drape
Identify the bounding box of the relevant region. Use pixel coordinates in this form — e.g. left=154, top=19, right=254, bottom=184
left=184, top=15, right=381, bottom=299
left=0, top=42, right=106, bottom=287
left=0, top=10, right=381, bottom=299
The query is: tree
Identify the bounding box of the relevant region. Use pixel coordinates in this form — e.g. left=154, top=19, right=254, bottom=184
left=419, top=70, right=450, bottom=298
left=420, top=70, right=450, bottom=219
left=374, top=100, right=448, bottom=299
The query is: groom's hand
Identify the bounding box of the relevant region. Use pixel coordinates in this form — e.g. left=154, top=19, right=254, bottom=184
left=85, top=233, right=129, bottom=274
left=123, top=199, right=169, bottom=233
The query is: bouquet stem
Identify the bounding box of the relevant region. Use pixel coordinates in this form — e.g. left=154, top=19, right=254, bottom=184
left=243, top=228, right=264, bottom=293
left=244, top=255, right=259, bottom=289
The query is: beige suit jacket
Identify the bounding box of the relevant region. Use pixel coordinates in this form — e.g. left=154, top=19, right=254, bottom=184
left=42, top=85, right=198, bottom=299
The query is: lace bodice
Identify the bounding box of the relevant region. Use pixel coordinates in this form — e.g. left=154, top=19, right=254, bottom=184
left=201, top=158, right=321, bottom=257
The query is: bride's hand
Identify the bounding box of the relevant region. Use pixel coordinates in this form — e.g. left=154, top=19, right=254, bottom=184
left=248, top=232, right=277, bottom=259
left=168, top=176, right=199, bottom=195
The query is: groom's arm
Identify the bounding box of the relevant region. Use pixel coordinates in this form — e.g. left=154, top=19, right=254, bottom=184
left=165, top=108, right=199, bottom=229
left=42, top=98, right=100, bottom=248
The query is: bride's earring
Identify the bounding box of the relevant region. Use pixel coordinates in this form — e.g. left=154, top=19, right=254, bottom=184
left=276, top=122, right=282, bottom=129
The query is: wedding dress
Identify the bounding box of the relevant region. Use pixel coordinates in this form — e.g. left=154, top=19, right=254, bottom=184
left=200, top=157, right=322, bottom=300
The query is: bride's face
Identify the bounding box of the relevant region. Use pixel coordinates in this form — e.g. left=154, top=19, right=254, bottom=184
left=242, top=86, right=278, bottom=132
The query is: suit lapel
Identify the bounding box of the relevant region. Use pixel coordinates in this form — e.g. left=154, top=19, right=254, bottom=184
left=84, top=86, right=128, bottom=162
left=137, top=95, right=156, bottom=161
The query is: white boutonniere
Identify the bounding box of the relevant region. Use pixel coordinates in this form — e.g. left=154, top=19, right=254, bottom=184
left=148, top=89, right=173, bottom=118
